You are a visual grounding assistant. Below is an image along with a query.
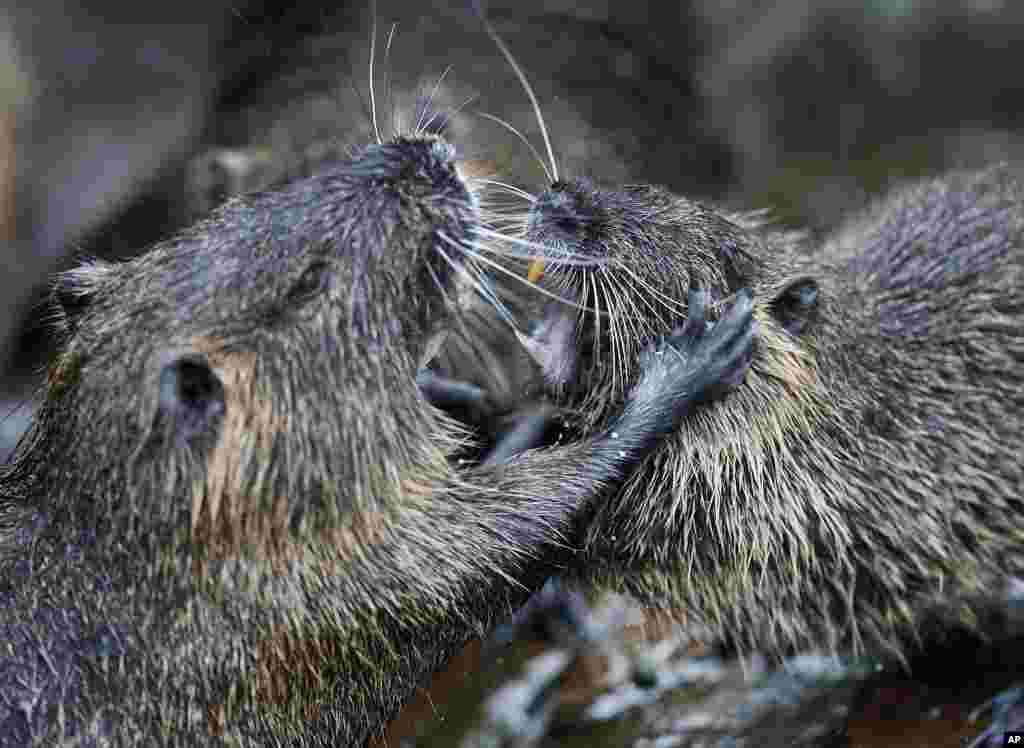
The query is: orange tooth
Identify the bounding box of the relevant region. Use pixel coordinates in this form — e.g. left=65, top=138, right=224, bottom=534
left=527, top=259, right=545, bottom=283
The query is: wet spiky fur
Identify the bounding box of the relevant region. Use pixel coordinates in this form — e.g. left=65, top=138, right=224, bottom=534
left=0, top=129, right=755, bottom=746
left=524, top=166, right=1024, bottom=659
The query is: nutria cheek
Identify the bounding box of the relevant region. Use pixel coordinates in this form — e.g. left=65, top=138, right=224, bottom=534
left=180, top=340, right=287, bottom=547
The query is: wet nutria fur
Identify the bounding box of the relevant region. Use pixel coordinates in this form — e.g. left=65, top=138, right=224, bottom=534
left=0, top=118, right=757, bottom=745
left=517, top=164, right=1024, bottom=661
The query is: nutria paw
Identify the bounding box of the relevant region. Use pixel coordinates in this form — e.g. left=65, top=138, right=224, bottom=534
left=481, top=405, right=559, bottom=466
left=629, top=288, right=755, bottom=429
left=416, top=368, right=492, bottom=425
left=416, top=370, right=560, bottom=464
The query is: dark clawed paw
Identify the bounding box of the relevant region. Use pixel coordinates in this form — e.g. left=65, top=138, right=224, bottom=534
left=481, top=406, right=558, bottom=467
left=416, top=369, right=490, bottom=418
left=635, top=288, right=756, bottom=407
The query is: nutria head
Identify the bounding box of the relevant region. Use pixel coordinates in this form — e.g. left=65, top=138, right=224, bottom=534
left=2, top=133, right=480, bottom=566
left=0, top=122, right=508, bottom=743
left=523, top=177, right=826, bottom=436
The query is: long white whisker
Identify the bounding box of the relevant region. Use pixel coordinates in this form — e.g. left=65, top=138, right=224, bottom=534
left=472, top=269, right=520, bottom=331
left=611, top=257, right=689, bottom=316
left=475, top=198, right=532, bottom=224
left=475, top=227, right=604, bottom=267
left=440, top=233, right=604, bottom=315
left=476, top=201, right=529, bottom=221
left=475, top=180, right=536, bottom=202
left=422, top=249, right=491, bottom=372
left=345, top=76, right=373, bottom=136
left=606, top=270, right=649, bottom=387
left=369, top=12, right=382, bottom=145
left=616, top=259, right=679, bottom=327
left=601, top=272, right=631, bottom=392
left=383, top=22, right=398, bottom=138
left=474, top=278, right=519, bottom=330
left=589, top=270, right=603, bottom=383
left=424, top=245, right=455, bottom=313
left=478, top=214, right=529, bottom=234
left=447, top=93, right=479, bottom=122
left=476, top=112, right=552, bottom=184
left=417, top=65, right=453, bottom=135
left=424, top=92, right=478, bottom=138
left=435, top=240, right=520, bottom=332
left=478, top=10, right=559, bottom=182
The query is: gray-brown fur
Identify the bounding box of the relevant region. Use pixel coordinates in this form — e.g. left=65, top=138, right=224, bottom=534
left=0, top=121, right=756, bottom=745
left=520, top=166, right=1024, bottom=660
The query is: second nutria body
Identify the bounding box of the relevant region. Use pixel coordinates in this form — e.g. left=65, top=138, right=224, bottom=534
left=520, top=165, right=1024, bottom=659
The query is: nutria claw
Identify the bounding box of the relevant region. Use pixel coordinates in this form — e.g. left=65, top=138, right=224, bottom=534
left=670, top=285, right=719, bottom=344
left=680, top=285, right=709, bottom=335
left=637, top=289, right=754, bottom=395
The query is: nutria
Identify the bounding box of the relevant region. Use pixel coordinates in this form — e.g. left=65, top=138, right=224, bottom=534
left=515, top=165, right=1024, bottom=666
left=461, top=8, right=1023, bottom=665
left=0, top=102, right=758, bottom=745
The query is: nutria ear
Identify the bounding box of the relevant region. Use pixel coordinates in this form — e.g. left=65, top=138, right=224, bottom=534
left=51, top=260, right=117, bottom=336
left=769, top=277, right=819, bottom=336
left=157, top=354, right=225, bottom=444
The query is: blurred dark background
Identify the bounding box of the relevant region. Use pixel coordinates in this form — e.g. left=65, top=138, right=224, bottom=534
left=3, top=0, right=1024, bottom=459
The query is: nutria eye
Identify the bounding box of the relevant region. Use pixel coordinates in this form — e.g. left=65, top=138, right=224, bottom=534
left=158, top=356, right=225, bottom=442
left=770, top=277, right=819, bottom=336
left=287, top=261, right=331, bottom=305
